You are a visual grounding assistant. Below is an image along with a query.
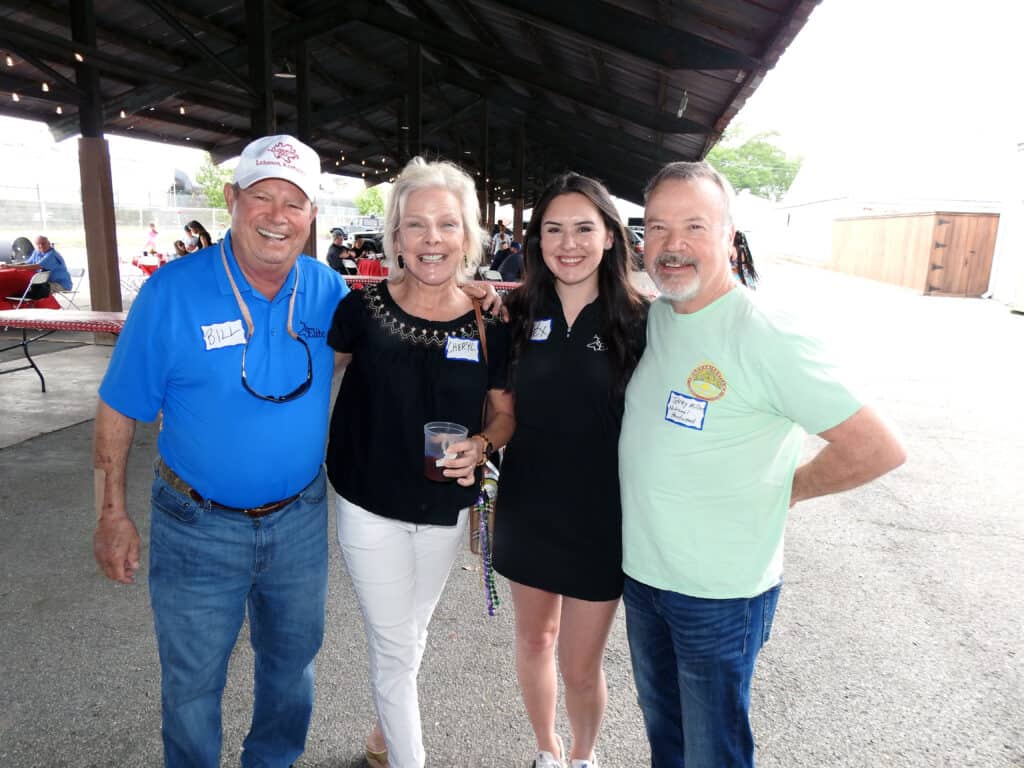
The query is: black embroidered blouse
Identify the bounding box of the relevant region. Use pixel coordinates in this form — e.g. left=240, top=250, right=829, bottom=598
left=326, top=282, right=508, bottom=525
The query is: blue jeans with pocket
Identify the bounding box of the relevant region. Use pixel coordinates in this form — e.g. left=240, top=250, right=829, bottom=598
left=623, top=576, right=781, bottom=768
left=148, top=464, right=328, bottom=768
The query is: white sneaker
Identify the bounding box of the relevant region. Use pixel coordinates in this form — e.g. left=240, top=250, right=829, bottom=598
left=532, top=735, right=566, bottom=768
left=569, top=759, right=598, bottom=768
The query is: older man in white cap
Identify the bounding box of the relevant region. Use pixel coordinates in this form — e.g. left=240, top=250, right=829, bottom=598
left=92, top=134, right=346, bottom=767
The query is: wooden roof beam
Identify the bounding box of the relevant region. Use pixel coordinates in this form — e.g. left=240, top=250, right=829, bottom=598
left=491, top=0, right=760, bottom=70
left=347, top=1, right=710, bottom=136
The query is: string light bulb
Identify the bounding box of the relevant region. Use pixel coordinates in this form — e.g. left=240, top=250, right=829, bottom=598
left=4, top=54, right=13, bottom=67
left=11, top=92, right=19, bottom=102
left=55, top=105, right=63, bottom=114
left=179, top=105, right=185, bottom=115
left=73, top=52, right=85, bottom=62
left=119, top=109, right=126, bottom=118
left=41, top=82, right=49, bottom=92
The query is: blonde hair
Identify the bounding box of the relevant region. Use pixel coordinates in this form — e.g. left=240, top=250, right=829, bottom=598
left=382, top=157, right=486, bottom=282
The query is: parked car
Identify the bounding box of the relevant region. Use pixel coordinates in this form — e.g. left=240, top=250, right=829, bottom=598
left=625, top=227, right=645, bottom=271
left=347, top=231, right=384, bottom=255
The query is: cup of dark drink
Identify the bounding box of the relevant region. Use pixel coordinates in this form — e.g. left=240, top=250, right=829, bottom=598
left=423, top=421, right=469, bottom=482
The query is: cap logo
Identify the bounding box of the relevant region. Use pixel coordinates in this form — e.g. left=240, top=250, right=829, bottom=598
left=269, top=141, right=300, bottom=165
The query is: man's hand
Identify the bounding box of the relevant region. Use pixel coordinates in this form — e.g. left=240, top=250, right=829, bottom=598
left=791, top=405, right=906, bottom=507
left=462, top=281, right=503, bottom=315
left=94, top=516, right=141, bottom=584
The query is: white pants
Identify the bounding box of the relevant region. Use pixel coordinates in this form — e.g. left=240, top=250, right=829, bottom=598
left=336, top=496, right=467, bottom=768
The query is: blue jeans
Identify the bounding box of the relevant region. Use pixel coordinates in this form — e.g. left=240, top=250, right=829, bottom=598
left=149, top=465, right=328, bottom=768
left=623, top=576, right=781, bottom=768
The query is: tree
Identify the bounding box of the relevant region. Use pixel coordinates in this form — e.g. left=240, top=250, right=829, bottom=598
left=354, top=185, right=385, bottom=217
left=706, top=129, right=802, bottom=200
left=194, top=153, right=234, bottom=209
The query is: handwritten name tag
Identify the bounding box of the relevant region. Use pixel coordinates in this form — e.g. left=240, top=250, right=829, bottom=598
left=531, top=318, right=552, bottom=341
left=665, top=390, right=708, bottom=431
left=201, top=319, right=246, bottom=351
left=445, top=336, right=480, bottom=362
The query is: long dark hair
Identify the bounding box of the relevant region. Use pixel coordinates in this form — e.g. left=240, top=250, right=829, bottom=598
left=734, top=231, right=758, bottom=287
left=188, top=220, right=213, bottom=248
left=506, top=172, right=647, bottom=398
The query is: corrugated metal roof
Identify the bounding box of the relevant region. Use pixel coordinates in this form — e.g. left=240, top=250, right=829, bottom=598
left=0, top=0, right=819, bottom=203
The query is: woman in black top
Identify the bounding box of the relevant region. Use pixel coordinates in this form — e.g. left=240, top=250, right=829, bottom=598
left=494, top=173, right=647, bottom=768
left=326, top=158, right=515, bottom=768
left=187, top=220, right=213, bottom=249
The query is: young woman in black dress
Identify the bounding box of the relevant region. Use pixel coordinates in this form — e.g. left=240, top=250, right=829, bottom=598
left=494, top=173, right=648, bottom=768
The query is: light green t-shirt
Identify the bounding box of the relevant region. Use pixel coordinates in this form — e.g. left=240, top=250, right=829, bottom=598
left=619, top=288, right=861, bottom=599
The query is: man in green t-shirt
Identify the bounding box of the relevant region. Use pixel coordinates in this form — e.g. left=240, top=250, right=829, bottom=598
left=618, top=161, right=906, bottom=768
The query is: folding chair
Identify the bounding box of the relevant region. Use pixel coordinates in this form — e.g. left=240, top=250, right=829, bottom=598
left=480, top=269, right=502, bottom=281
left=55, top=267, right=86, bottom=309
left=5, top=269, right=51, bottom=310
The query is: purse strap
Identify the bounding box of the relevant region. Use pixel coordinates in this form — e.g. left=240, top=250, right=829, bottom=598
left=472, top=299, right=488, bottom=364
left=471, top=299, right=491, bottom=452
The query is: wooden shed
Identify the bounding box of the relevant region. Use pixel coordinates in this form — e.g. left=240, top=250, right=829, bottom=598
left=830, top=212, right=999, bottom=296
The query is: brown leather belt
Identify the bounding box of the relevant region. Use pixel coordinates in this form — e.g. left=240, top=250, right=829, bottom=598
left=156, top=457, right=299, bottom=518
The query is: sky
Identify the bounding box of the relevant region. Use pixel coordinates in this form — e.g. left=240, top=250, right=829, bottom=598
left=739, top=0, right=1022, bottom=155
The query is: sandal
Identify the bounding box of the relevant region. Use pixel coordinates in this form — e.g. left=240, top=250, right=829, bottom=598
left=365, top=744, right=388, bottom=768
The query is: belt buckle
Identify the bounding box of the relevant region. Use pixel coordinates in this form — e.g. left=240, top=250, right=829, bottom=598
left=244, top=501, right=278, bottom=517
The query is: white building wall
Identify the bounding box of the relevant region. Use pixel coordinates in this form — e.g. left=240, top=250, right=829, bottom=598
left=988, top=143, right=1024, bottom=307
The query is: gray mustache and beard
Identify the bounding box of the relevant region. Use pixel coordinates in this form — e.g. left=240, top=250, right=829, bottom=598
left=651, top=251, right=700, bottom=301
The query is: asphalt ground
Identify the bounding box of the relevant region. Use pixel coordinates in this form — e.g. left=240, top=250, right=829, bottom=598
left=0, top=260, right=1021, bottom=767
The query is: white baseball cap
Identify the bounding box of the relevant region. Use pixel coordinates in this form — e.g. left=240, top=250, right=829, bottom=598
left=233, top=134, right=321, bottom=202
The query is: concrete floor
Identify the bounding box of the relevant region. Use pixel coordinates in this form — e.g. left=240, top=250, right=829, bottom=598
left=0, top=259, right=1021, bottom=767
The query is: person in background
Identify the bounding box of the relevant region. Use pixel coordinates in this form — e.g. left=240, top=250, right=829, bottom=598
left=184, top=224, right=199, bottom=252
left=188, top=220, right=214, bottom=250
left=93, top=134, right=347, bottom=768
left=170, top=240, right=189, bottom=259
left=144, top=221, right=159, bottom=252
left=497, top=240, right=524, bottom=282
left=326, top=157, right=515, bottom=768
left=731, top=230, right=758, bottom=288
left=494, top=173, right=648, bottom=768
left=491, top=219, right=512, bottom=266
left=27, top=234, right=72, bottom=291
left=352, top=234, right=379, bottom=259
left=619, top=160, right=906, bottom=768
left=326, top=227, right=351, bottom=274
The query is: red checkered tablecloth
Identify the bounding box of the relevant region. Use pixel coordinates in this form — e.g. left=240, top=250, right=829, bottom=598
left=0, top=309, right=127, bottom=334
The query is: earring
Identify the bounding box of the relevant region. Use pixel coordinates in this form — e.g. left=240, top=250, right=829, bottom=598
left=463, top=254, right=469, bottom=269
left=397, top=253, right=405, bottom=269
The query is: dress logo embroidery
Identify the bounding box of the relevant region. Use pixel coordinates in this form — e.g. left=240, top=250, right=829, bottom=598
left=586, top=334, right=607, bottom=352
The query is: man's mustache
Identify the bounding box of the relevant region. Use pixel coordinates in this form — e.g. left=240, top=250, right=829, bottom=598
left=654, top=252, right=696, bottom=269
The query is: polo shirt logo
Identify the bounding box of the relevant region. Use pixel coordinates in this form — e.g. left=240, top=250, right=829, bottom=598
left=297, top=320, right=326, bottom=339
left=586, top=334, right=607, bottom=352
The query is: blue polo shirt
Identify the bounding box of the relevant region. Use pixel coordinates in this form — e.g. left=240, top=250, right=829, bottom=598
left=99, top=231, right=348, bottom=507
left=27, top=247, right=72, bottom=290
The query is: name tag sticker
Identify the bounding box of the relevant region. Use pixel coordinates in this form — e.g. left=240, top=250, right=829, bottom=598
left=445, top=336, right=480, bottom=362
left=531, top=318, right=552, bottom=341
left=201, top=319, right=246, bottom=351
left=665, top=390, right=708, bottom=431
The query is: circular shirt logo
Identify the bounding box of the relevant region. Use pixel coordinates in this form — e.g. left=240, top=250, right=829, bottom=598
left=687, top=363, right=727, bottom=401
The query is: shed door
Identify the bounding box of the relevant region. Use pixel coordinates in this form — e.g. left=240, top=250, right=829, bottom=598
left=928, top=216, right=982, bottom=296
left=926, top=216, right=957, bottom=294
